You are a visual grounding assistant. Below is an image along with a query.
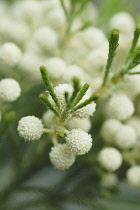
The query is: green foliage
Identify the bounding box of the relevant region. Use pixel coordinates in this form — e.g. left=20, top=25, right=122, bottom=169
left=39, top=93, right=59, bottom=117
left=40, top=66, right=60, bottom=108
left=102, top=29, right=119, bottom=86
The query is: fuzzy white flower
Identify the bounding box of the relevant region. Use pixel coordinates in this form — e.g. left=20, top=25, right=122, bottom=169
left=65, top=129, right=92, bottom=155
left=46, top=8, right=66, bottom=32
left=101, top=173, right=118, bottom=188
left=49, top=143, right=76, bottom=170
left=7, top=22, right=30, bottom=45
left=118, top=34, right=132, bottom=52
left=81, top=27, right=107, bottom=49
left=54, top=84, right=73, bottom=108
left=87, top=49, right=107, bottom=73
left=74, top=102, right=96, bottom=118
left=124, top=74, right=140, bottom=97
left=42, top=110, right=55, bottom=128
left=0, top=17, right=11, bottom=41
left=45, top=57, right=67, bottom=81
left=64, top=36, right=88, bottom=63
left=107, top=94, right=134, bottom=120
left=0, top=42, right=22, bottom=67
left=126, top=166, right=140, bottom=188
left=81, top=2, right=98, bottom=23
left=98, top=147, right=122, bottom=172
left=18, top=116, right=44, bottom=141
left=115, top=125, right=137, bottom=149
left=110, top=12, right=135, bottom=34
left=0, top=78, right=21, bottom=102
left=127, top=116, right=140, bottom=139
left=66, top=118, right=91, bottom=132
left=101, top=119, right=122, bottom=143
left=65, top=65, right=87, bottom=82
left=13, top=0, right=42, bottom=27
left=89, top=77, right=103, bottom=92
left=34, top=26, right=58, bottom=50
left=18, top=52, right=43, bottom=80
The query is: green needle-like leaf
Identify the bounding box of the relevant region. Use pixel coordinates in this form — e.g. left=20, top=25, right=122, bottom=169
left=71, top=83, right=90, bottom=108
left=39, top=94, right=59, bottom=117
left=102, top=29, right=119, bottom=86
left=70, top=94, right=99, bottom=113
left=128, top=50, right=140, bottom=70
left=127, top=71, right=140, bottom=75
left=40, top=66, right=60, bottom=108
left=70, top=77, right=81, bottom=103
left=129, top=26, right=140, bottom=57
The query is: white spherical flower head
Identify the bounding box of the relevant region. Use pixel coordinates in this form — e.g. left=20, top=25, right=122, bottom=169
left=124, top=74, right=140, bottom=97
left=87, top=49, right=107, bottom=73
left=45, top=57, right=67, bottom=81
left=54, top=84, right=73, bottom=109
left=0, top=78, right=21, bottom=102
left=115, top=125, right=137, bottom=149
left=18, top=116, right=44, bottom=141
left=98, top=147, right=122, bottom=172
left=66, top=118, right=91, bottom=132
left=66, top=129, right=93, bottom=155
left=49, top=144, right=76, bottom=170
left=34, top=26, right=58, bottom=50
left=126, top=166, right=140, bottom=188
left=47, top=8, right=66, bottom=32
left=110, top=12, right=135, bottom=34
left=64, top=36, right=88, bottom=63
left=101, top=173, right=118, bottom=188
left=65, top=65, right=86, bottom=83
left=18, top=52, right=43, bottom=80
left=42, top=110, right=55, bottom=128
left=89, top=77, right=103, bottom=92
left=101, top=119, right=122, bottom=143
left=81, top=2, right=98, bottom=23
left=127, top=116, right=140, bottom=139
left=107, top=94, right=134, bottom=120
left=7, top=22, right=30, bottom=45
left=74, top=102, right=96, bottom=118
left=81, top=27, right=107, bottom=49
left=13, top=0, right=42, bottom=26
left=0, top=42, right=21, bottom=67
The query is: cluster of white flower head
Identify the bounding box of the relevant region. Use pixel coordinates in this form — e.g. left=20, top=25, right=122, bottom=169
left=124, top=65, right=140, bottom=98
left=0, top=42, right=22, bottom=68
left=66, top=129, right=93, bottom=155
left=126, top=166, right=140, bottom=188
left=106, top=94, right=134, bottom=120
left=42, top=110, right=55, bottom=128
left=101, top=119, right=138, bottom=149
left=1, top=0, right=140, bottom=190
left=54, top=84, right=73, bottom=109
left=0, top=0, right=107, bottom=83
left=127, top=116, right=140, bottom=139
left=18, top=116, right=44, bottom=141
left=66, top=117, right=91, bottom=132
left=98, top=147, right=122, bottom=172
left=0, top=78, right=21, bottom=102
left=115, top=125, right=137, bottom=149
left=109, top=12, right=135, bottom=68
left=101, top=119, right=122, bottom=143
left=49, top=144, right=76, bottom=170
